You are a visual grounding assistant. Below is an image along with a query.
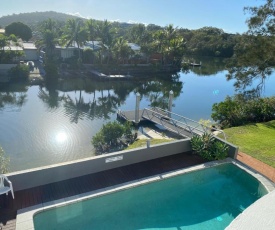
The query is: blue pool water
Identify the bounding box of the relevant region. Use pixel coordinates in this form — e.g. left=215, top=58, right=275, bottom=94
left=33, top=164, right=267, bottom=230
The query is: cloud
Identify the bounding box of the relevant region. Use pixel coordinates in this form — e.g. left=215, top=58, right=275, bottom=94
left=65, top=13, right=148, bottom=26
left=66, top=12, right=89, bottom=19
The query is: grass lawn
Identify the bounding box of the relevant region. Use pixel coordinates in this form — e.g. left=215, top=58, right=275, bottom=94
left=126, top=139, right=174, bottom=150
left=223, top=120, right=275, bottom=168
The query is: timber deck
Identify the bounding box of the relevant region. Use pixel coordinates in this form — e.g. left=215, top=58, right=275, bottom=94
left=0, top=152, right=206, bottom=230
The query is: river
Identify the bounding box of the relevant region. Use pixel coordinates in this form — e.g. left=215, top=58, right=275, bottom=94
left=1, top=58, right=274, bottom=171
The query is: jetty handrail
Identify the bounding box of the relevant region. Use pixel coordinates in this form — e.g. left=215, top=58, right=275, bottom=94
left=142, top=108, right=204, bottom=137
left=142, top=107, right=226, bottom=140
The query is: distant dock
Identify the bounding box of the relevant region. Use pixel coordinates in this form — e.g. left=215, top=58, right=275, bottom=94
left=89, top=70, right=133, bottom=80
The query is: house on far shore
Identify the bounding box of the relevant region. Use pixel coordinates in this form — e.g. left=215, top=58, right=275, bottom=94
left=22, top=42, right=38, bottom=61
left=54, top=41, right=104, bottom=61
left=0, top=29, right=5, bottom=34
left=55, top=45, right=77, bottom=61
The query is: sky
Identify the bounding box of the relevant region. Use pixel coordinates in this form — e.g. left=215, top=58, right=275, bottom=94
left=0, top=0, right=265, bottom=33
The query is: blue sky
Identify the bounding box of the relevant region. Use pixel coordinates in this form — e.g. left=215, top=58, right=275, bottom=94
left=0, top=0, right=265, bottom=33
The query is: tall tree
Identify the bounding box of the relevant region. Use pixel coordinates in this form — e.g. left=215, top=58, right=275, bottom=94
left=37, top=19, right=60, bottom=76
left=112, top=37, right=132, bottom=64
left=5, top=22, right=32, bottom=41
left=245, top=0, right=275, bottom=36
left=86, top=19, right=98, bottom=49
left=62, top=19, right=88, bottom=61
left=128, top=23, right=147, bottom=44
left=227, top=0, right=275, bottom=94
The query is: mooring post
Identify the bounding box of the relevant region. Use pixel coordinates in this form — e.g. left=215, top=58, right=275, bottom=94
left=168, top=90, right=174, bottom=118
left=135, top=92, right=140, bottom=124
left=147, top=139, right=150, bottom=148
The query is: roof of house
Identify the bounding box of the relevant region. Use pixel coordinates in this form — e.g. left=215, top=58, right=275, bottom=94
left=55, top=45, right=77, bottom=50
left=22, top=42, right=37, bottom=50
left=4, top=45, right=23, bottom=51
left=128, top=43, right=141, bottom=51
left=83, top=41, right=103, bottom=51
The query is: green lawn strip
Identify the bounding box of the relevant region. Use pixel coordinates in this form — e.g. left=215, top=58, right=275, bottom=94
left=223, top=120, right=275, bottom=167
left=126, top=139, right=174, bottom=150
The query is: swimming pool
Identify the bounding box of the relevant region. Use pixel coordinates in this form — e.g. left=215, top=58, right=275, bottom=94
left=32, top=163, right=268, bottom=230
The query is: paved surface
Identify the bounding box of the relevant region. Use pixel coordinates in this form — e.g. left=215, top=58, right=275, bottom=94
left=226, top=189, right=275, bottom=230
left=237, top=151, right=275, bottom=182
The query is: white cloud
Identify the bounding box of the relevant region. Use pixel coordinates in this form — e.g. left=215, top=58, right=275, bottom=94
left=66, top=12, right=88, bottom=19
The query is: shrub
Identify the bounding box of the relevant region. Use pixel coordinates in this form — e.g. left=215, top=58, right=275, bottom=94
left=8, top=64, right=29, bottom=80
left=190, top=133, right=229, bottom=160
left=211, top=95, right=275, bottom=128
left=91, top=121, right=135, bottom=154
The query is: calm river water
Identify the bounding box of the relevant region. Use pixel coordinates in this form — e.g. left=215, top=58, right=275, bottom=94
left=1, top=59, right=274, bottom=171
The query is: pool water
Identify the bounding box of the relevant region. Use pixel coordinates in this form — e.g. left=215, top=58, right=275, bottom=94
left=33, top=164, right=267, bottom=230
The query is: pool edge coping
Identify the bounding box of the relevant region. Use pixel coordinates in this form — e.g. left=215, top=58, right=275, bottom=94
left=15, top=158, right=275, bottom=230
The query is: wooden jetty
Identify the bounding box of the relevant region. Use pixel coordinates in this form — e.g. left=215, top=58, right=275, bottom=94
left=118, top=107, right=226, bottom=140
left=117, top=109, right=146, bottom=123
left=117, top=108, right=202, bottom=138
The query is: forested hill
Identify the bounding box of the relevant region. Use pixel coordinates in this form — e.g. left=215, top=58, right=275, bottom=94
left=0, top=11, right=135, bottom=34
left=0, top=11, right=82, bottom=29
left=0, top=11, right=237, bottom=58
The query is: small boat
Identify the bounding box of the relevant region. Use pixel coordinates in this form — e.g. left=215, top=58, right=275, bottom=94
left=182, top=60, right=202, bottom=67
left=189, top=61, right=202, bottom=67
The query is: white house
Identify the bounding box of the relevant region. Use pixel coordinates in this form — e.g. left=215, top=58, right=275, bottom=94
left=55, top=45, right=77, bottom=60
left=22, top=42, right=38, bottom=61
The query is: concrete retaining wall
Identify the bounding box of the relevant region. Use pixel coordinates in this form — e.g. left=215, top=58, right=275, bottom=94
left=7, top=137, right=239, bottom=191
left=215, top=136, right=239, bottom=159
left=7, top=139, right=192, bottom=191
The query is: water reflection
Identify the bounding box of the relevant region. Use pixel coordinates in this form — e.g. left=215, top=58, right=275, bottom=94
left=0, top=83, right=28, bottom=111
left=38, top=73, right=183, bottom=124
left=56, top=132, right=67, bottom=143
left=185, top=56, right=227, bottom=76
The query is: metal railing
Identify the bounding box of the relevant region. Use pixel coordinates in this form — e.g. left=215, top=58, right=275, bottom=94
left=141, top=107, right=226, bottom=140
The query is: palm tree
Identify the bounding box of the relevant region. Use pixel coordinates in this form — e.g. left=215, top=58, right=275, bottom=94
left=86, top=19, right=98, bottom=50
left=62, top=19, right=88, bottom=61
left=153, top=30, right=166, bottom=65
left=37, top=19, right=59, bottom=58
left=96, top=20, right=115, bottom=64
left=112, top=37, right=132, bottom=64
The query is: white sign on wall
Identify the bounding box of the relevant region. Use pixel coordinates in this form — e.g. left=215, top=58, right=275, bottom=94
left=105, top=155, right=123, bottom=163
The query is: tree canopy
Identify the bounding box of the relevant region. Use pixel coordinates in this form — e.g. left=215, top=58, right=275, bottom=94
left=226, top=0, right=275, bottom=94
left=5, top=21, right=32, bottom=41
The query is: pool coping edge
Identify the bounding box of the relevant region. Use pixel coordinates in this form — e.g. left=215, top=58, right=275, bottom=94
left=15, top=158, right=275, bottom=230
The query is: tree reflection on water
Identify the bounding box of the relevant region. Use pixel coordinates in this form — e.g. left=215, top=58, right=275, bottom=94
left=0, top=83, right=28, bottom=111
left=36, top=73, right=183, bottom=123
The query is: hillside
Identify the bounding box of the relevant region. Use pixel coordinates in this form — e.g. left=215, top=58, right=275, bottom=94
left=0, top=11, right=82, bottom=29
left=0, top=11, right=137, bottom=35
